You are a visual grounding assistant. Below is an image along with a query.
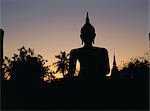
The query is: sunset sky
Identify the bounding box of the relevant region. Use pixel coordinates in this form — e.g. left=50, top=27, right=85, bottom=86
left=0, top=0, right=149, bottom=77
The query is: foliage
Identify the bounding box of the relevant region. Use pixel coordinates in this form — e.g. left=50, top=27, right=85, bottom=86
left=53, top=51, right=69, bottom=77
left=2, top=46, right=55, bottom=84
left=119, top=56, right=150, bottom=80
left=43, top=69, right=56, bottom=83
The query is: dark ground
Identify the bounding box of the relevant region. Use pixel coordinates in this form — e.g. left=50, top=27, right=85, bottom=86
left=1, top=77, right=149, bottom=110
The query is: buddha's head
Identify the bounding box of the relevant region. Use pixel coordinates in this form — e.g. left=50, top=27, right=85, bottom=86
left=80, top=12, right=96, bottom=45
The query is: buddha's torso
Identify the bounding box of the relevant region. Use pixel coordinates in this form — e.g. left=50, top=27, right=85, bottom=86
left=71, top=47, right=109, bottom=79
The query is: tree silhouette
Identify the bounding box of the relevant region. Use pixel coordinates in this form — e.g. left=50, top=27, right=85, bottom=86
left=53, top=51, right=69, bottom=77
left=43, top=68, right=56, bottom=83
left=2, top=46, right=53, bottom=85
left=119, top=57, right=149, bottom=80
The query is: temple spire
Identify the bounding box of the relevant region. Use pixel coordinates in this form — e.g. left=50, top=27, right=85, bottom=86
left=111, top=52, right=119, bottom=79
left=86, top=12, right=90, bottom=24
left=113, top=52, right=116, bottom=66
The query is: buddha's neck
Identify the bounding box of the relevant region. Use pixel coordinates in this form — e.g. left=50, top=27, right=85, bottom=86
left=84, top=43, right=93, bottom=48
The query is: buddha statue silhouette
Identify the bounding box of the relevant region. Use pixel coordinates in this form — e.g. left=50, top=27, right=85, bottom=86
left=67, top=12, right=110, bottom=80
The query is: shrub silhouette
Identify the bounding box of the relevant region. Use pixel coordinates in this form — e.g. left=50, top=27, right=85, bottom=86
left=119, top=57, right=149, bottom=80
left=2, top=46, right=53, bottom=86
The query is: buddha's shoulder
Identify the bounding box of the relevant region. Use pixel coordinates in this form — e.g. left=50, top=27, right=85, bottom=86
left=70, top=47, right=108, bottom=53
left=93, top=47, right=108, bottom=52
left=70, top=48, right=82, bottom=53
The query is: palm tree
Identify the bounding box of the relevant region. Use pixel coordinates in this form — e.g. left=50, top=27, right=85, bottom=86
left=53, top=51, right=69, bottom=77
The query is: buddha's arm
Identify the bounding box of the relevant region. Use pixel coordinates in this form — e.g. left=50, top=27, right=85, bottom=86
left=104, top=49, right=110, bottom=74
left=68, top=50, right=77, bottom=76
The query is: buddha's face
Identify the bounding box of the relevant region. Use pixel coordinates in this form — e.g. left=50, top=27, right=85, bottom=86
left=80, top=33, right=96, bottom=45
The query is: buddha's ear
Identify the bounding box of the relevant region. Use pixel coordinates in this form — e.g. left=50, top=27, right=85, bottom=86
left=80, top=34, right=84, bottom=45
left=82, top=40, right=83, bottom=45
left=92, top=34, right=96, bottom=44
left=93, top=34, right=96, bottom=38
left=92, top=40, right=95, bottom=44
